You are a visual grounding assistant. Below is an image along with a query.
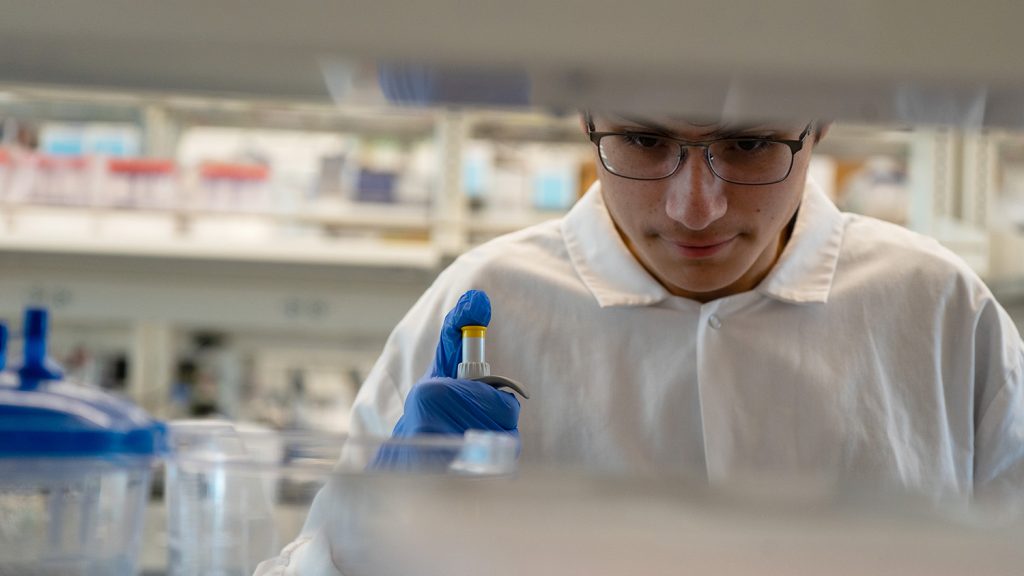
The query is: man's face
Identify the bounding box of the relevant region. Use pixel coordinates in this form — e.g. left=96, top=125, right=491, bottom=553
left=587, top=114, right=822, bottom=302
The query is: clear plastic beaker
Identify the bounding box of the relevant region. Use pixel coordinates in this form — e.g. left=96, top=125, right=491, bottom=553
left=164, top=421, right=518, bottom=576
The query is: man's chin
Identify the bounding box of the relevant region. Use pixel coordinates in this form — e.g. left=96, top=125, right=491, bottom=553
left=660, top=272, right=738, bottom=299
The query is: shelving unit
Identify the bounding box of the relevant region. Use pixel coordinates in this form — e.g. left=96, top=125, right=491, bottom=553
left=964, top=130, right=1024, bottom=285
left=0, top=86, right=590, bottom=419
left=0, top=85, right=588, bottom=262
left=0, top=93, right=1017, bottom=278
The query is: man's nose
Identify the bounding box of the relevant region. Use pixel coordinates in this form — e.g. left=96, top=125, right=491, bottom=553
left=663, top=150, right=728, bottom=231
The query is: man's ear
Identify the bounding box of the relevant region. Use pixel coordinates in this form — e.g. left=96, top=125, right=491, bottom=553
left=814, top=121, right=832, bottom=143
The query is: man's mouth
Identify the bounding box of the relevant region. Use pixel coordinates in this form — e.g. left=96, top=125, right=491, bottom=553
left=663, top=235, right=737, bottom=259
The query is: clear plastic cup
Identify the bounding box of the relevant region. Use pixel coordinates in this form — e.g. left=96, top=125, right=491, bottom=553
left=0, top=458, right=154, bottom=576
left=164, top=422, right=518, bottom=576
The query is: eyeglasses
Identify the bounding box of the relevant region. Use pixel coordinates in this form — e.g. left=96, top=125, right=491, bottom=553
left=586, top=117, right=813, bottom=185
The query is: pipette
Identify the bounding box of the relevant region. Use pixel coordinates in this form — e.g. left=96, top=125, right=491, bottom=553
left=457, top=325, right=529, bottom=399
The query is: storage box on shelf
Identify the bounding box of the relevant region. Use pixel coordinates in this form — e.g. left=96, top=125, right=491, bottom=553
left=0, top=148, right=14, bottom=234
left=0, top=88, right=446, bottom=267
left=459, top=110, right=594, bottom=245
left=105, top=158, right=178, bottom=209
left=195, top=161, right=270, bottom=212
left=0, top=90, right=608, bottom=264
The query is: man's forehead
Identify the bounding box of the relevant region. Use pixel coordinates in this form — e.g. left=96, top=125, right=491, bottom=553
left=599, top=113, right=803, bottom=136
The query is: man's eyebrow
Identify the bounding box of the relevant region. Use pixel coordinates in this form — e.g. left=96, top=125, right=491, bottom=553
left=609, top=115, right=775, bottom=138
left=611, top=115, right=685, bottom=134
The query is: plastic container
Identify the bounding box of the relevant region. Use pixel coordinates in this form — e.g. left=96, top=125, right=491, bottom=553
left=105, top=158, right=178, bottom=209
left=34, top=154, right=93, bottom=206
left=197, top=161, right=270, bottom=211
left=0, top=148, right=11, bottom=201
left=164, top=421, right=518, bottom=576
left=0, top=308, right=165, bottom=576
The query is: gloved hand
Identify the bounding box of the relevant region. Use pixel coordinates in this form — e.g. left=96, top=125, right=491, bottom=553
left=371, top=290, right=520, bottom=471
left=392, top=289, right=520, bottom=437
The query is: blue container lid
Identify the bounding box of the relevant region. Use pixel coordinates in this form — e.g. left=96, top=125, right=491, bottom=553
left=0, top=308, right=165, bottom=459
left=0, top=376, right=167, bottom=458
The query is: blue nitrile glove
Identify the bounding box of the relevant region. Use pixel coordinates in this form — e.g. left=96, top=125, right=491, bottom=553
left=371, top=290, right=520, bottom=471
left=393, top=289, right=520, bottom=437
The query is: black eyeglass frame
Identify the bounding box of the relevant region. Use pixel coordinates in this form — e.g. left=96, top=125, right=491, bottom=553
left=585, top=115, right=814, bottom=186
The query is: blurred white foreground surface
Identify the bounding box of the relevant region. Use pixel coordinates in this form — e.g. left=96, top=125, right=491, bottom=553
left=264, top=469, right=1023, bottom=576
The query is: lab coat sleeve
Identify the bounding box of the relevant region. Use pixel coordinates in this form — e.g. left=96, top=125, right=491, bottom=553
left=971, top=300, right=1024, bottom=512
left=348, top=264, right=485, bottom=436
left=254, top=259, right=491, bottom=574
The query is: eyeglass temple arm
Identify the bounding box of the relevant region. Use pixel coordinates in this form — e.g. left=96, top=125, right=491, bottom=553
left=800, top=122, right=814, bottom=140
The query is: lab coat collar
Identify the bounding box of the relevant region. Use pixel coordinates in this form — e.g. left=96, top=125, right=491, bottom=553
left=755, top=180, right=845, bottom=305
left=561, top=179, right=844, bottom=308
left=561, top=182, right=671, bottom=308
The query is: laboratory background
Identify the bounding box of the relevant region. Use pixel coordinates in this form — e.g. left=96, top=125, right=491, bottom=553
left=3, top=2, right=1024, bottom=575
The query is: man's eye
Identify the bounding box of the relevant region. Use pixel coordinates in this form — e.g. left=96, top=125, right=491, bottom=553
left=621, top=134, right=665, bottom=149
left=731, top=139, right=770, bottom=153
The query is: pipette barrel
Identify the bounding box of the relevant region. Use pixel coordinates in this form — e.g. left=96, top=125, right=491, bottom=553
left=461, top=325, right=487, bottom=364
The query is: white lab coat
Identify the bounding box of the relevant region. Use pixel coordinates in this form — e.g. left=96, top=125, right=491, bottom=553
left=260, top=179, right=1024, bottom=574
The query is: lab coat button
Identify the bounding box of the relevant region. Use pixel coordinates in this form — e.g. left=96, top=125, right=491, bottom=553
left=708, top=314, right=722, bottom=329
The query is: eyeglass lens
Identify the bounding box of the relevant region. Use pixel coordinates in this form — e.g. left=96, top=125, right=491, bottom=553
left=598, top=134, right=794, bottom=184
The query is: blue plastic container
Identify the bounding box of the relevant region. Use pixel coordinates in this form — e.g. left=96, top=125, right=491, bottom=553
left=0, top=308, right=165, bottom=576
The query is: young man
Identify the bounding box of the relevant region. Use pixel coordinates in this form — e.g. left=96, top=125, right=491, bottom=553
left=259, top=112, right=1023, bottom=574
left=349, top=111, right=1024, bottom=498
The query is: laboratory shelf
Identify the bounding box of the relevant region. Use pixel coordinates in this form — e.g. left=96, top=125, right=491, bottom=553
left=0, top=230, right=440, bottom=269
left=2, top=198, right=434, bottom=230
left=292, top=203, right=431, bottom=231
left=467, top=110, right=584, bottom=143
left=0, top=199, right=441, bottom=268
left=464, top=211, right=564, bottom=235
left=0, top=85, right=594, bottom=266
left=814, top=124, right=916, bottom=159
left=0, top=83, right=440, bottom=136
